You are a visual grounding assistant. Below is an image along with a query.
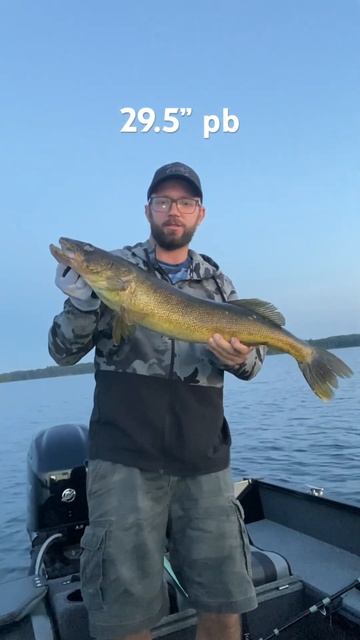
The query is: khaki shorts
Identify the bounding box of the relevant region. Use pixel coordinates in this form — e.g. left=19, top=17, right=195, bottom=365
left=80, top=461, right=257, bottom=639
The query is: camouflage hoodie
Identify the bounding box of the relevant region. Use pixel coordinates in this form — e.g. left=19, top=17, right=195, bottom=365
left=49, top=240, right=265, bottom=475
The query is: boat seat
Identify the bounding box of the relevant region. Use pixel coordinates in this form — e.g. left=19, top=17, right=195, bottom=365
left=250, top=545, right=291, bottom=586
left=0, top=574, right=47, bottom=627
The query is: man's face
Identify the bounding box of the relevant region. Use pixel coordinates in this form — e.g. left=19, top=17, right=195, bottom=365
left=145, top=179, right=205, bottom=251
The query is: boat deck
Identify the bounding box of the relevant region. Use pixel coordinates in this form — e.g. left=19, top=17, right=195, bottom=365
left=248, top=518, right=360, bottom=622
left=236, top=479, right=360, bottom=627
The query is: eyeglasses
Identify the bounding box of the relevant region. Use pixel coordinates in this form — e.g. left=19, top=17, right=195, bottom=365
left=149, top=196, right=201, bottom=215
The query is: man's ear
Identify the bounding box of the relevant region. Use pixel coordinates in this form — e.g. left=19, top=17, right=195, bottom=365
left=197, top=206, right=206, bottom=225
left=144, top=204, right=150, bottom=222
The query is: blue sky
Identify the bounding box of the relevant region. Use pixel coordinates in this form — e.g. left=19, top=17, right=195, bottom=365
left=1, top=1, right=359, bottom=371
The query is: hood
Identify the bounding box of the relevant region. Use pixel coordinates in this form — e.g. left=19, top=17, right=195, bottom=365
left=121, top=240, right=221, bottom=281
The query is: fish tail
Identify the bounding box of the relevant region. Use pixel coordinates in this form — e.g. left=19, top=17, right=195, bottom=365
left=298, top=347, right=353, bottom=401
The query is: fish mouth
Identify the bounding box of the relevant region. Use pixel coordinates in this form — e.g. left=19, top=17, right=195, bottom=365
left=49, top=237, right=83, bottom=264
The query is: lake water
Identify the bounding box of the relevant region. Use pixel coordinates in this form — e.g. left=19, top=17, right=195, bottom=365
left=0, top=347, right=359, bottom=582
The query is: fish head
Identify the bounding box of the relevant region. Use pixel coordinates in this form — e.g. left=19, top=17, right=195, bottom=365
left=50, top=237, right=133, bottom=292
left=50, top=237, right=105, bottom=274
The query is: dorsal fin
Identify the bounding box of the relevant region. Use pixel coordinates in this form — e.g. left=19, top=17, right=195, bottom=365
left=228, top=298, right=286, bottom=326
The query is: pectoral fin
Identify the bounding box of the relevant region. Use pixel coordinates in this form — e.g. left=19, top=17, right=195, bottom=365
left=112, top=309, right=136, bottom=344
left=229, top=298, right=286, bottom=326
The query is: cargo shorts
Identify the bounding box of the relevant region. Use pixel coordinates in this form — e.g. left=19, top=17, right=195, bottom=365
left=80, top=460, right=257, bottom=639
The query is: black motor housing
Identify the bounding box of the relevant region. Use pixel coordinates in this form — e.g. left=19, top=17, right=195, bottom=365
left=27, top=424, right=89, bottom=542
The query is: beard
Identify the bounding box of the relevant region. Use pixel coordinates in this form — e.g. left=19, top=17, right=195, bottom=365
left=148, top=213, right=199, bottom=250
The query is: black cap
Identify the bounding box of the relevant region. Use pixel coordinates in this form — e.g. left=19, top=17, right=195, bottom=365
left=147, top=162, right=203, bottom=202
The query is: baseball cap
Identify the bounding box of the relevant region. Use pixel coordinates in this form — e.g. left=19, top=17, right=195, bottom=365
left=147, top=162, right=203, bottom=202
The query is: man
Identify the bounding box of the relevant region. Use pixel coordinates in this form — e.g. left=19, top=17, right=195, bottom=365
left=49, top=162, right=266, bottom=640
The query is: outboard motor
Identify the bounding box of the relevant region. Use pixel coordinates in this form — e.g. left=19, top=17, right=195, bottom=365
left=27, top=424, right=89, bottom=550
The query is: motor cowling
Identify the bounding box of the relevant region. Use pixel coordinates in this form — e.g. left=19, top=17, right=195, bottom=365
left=27, top=424, right=89, bottom=541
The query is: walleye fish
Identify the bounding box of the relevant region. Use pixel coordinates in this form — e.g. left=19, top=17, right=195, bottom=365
left=50, top=238, right=353, bottom=401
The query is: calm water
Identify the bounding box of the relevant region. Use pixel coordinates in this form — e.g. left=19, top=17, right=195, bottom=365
left=0, top=348, right=359, bottom=581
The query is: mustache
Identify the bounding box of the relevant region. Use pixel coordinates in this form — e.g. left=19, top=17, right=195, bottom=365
left=163, top=218, right=184, bottom=227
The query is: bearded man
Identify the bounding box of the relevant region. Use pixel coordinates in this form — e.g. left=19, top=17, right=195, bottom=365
left=49, top=162, right=266, bottom=640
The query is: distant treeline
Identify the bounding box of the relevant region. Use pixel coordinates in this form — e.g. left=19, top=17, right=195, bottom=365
left=1, top=334, right=359, bottom=383
left=0, top=362, right=94, bottom=384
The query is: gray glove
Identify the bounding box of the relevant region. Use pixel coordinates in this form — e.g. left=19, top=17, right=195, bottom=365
left=55, top=263, right=100, bottom=311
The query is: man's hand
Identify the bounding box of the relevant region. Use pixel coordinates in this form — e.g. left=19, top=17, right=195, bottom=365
left=208, top=333, right=254, bottom=367
left=55, top=263, right=101, bottom=312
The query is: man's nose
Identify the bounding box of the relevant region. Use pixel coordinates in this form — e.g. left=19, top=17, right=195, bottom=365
left=169, top=200, right=179, bottom=213
left=167, top=203, right=182, bottom=218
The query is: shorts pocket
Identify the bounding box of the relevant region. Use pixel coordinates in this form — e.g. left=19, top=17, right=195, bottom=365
left=231, top=498, right=252, bottom=577
left=80, top=526, right=106, bottom=611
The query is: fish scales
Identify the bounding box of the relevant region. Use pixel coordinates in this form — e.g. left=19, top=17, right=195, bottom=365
left=130, top=277, right=310, bottom=360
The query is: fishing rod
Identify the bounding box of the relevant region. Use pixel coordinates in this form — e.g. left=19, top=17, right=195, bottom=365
left=256, top=576, right=360, bottom=640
